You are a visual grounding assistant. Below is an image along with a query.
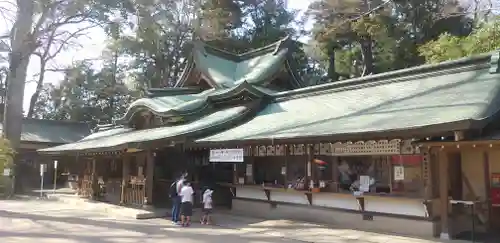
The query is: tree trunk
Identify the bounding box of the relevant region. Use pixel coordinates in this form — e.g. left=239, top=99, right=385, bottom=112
left=4, top=0, right=35, bottom=193
left=360, top=37, right=374, bottom=76
left=27, top=61, right=47, bottom=118
left=327, top=45, right=338, bottom=82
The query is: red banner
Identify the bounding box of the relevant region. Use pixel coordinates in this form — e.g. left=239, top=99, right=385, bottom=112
left=391, top=155, right=422, bottom=166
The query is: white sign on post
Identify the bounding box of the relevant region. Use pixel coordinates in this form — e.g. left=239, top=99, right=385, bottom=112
left=3, top=168, right=11, bottom=176
left=54, top=160, right=58, bottom=169
left=209, top=149, right=244, bottom=162
left=40, top=164, right=47, bottom=175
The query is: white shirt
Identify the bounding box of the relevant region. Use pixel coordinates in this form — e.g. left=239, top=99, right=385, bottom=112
left=179, top=185, right=194, bottom=203
left=202, top=189, right=213, bottom=209
left=176, top=178, right=185, bottom=194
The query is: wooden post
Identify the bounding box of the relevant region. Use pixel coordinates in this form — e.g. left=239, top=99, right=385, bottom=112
left=439, top=151, right=450, bottom=240
left=90, top=158, right=98, bottom=200
left=144, top=150, right=154, bottom=206
left=483, top=151, right=491, bottom=231
left=331, top=156, right=339, bottom=192
left=305, top=144, right=311, bottom=190
left=283, top=145, right=288, bottom=188
left=233, top=163, right=238, bottom=185
left=120, top=155, right=130, bottom=205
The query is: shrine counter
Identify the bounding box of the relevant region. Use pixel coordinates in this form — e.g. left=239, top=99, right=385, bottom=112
left=218, top=183, right=436, bottom=218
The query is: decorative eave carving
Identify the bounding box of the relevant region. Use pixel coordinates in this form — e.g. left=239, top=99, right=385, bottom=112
left=204, top=139, right=420, bottom=157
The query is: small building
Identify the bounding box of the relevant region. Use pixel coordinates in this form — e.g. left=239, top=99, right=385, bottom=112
left=38, top=38, right=500, bottom=240
left=2, top=118, right=90, bottom=188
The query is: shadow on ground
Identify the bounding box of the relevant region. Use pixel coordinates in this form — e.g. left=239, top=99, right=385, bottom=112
left=0, top=210, right=305, bottom=243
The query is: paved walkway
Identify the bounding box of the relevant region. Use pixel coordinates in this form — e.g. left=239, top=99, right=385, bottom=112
left=1, top=194, right=467, bottom=243
left=0, top=198, right=303, bottom=243
left=211, top=213, right=443, bottom=243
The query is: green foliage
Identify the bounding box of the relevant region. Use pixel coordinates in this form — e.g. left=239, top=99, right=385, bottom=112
left=0, top=138, right=15, bottom=173
left=307, top=0, right=474, bottom=80
left=419, top=20, right=500, bottom=64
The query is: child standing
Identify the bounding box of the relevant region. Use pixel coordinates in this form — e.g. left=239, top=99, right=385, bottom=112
left=179, top=181, right=194, bottom=227
left=201, top=188, right=214, bottom=225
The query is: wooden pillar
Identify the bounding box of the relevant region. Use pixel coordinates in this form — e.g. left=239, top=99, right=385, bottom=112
left=120, top=155, right=130, bottom=205
left=305, top=144, right=311, bottom=190
left=483, top=151, right=491, bottom=231
left=144, top=150, right=154, bottom=206
left=283, top=145, right=288, bottom=187
left=331, top=156, right=339, bottom=192
left=246, top=147, right=254, bottom=184
left=439, top=150, right=450, bottom=240
left=90, top=158, right=98, bottom=200
left=422, top=147, right=432, bottom=200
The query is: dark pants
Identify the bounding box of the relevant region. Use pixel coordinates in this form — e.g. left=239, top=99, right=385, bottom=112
left=171, top=196, right=181, bottom=222
left=181, top=201, right=193, bottom=217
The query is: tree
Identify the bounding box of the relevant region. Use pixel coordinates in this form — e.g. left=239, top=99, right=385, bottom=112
left=419, top=19, right=500, bottom=63
left=114, top=0, right=202, bottom=88
left=0, top=137, right=15, bottom=196
left=1, top=0, right=134, bottom=149
left=307, top=0, right=473, bottom=81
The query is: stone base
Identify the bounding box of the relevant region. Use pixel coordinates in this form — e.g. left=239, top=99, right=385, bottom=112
left=439, top=232, right=450, bottom=240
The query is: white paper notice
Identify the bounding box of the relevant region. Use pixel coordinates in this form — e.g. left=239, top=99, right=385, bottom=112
left=3, top=168, right=10, bottom=176
left=394, top=166, right=405, bottom=181
left=281, top=166, right=286, bottom=175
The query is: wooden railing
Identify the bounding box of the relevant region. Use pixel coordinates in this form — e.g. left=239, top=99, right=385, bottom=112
left=79, top=175, right=92, bottom=198
left=123, top=176, right=145, bottom=206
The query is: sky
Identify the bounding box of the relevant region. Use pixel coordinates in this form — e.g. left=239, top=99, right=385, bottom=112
left=0, top=0, right=313, bottom=114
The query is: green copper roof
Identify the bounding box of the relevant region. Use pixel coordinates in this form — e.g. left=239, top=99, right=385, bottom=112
left=193, top=47, right=288, bottom=88
left=175, top=36, right=305, bottom=89
left=0, top=119, right=90, bottom=144
left=197, top=53, right=500, bottom=143
left=117, top=82, right=274, bottom=124
left=38, top=106, right=251, bottom=154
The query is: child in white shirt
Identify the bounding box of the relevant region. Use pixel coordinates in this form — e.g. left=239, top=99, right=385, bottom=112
left=201, top=188, right=214, bottom=225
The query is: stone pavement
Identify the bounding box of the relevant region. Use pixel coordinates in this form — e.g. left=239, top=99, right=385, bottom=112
left=0, top=198, right=303, bottom=243
left=0, top=193, right=465, bottom=243
left=211, top=213, right=445, bottom=243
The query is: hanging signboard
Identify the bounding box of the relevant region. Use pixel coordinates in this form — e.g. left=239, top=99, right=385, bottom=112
left=209, top=148, right=244, bottom=163
left=330, top=140, right=402, bottom=156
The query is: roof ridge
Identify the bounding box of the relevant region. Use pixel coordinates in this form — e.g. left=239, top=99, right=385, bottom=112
left=22, top=118, right=89, bottom=125
left=196, top=35, right=291, bottom=61
left=273, top=52, right=493, bottom=100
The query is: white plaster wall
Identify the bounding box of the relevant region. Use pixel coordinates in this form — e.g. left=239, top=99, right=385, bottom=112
left=231, top=199, right=437, bottom=238
left=312, top=193, right=359, bottom=210
left=364, top=197, right=427, bottom=217
left=236, top=187, right=267, bottom=200
left=270, top=191, right=309, bottom=205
